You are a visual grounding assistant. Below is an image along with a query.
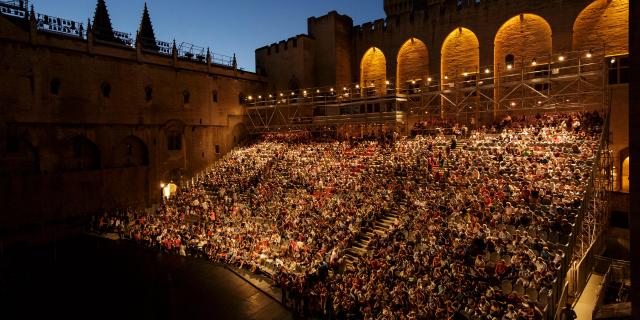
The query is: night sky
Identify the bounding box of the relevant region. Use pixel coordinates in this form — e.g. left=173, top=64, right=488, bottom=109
left=30, top=0, right=385, bottom=72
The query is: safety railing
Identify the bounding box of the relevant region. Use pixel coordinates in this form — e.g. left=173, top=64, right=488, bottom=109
left=0, top=3, right=234, bottom=67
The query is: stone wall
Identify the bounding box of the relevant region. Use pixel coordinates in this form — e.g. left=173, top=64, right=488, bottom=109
left=0, top=13, right=262, bottom=228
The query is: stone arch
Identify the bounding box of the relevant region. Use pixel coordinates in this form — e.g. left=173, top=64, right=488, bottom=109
left=441, top=27, right=480, bottom=84
left=112, top=135, right=149, bottom=168
left=619, top=147, right=629, bottom=193
left=1, top=137, right=39, bottom=174
left=58, top=136, right=101, bottom=172
left=360, top=47, right=387, bottom=96
left=396, top=38, right=429, bottom=92
left=572, top=0, right=628, bottom=56
left=494, top=14, right=552, bottom=71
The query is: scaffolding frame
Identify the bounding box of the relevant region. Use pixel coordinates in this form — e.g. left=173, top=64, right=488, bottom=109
left=245, top=48, right=608, bottom=134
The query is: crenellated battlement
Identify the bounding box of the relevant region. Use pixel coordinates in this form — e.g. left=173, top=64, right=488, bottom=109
left=256, top=34, right=313, bottom=56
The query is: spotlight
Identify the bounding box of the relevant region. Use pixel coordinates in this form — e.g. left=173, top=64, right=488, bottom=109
left=586, top=50, right=593, bottom=58
left=291, top=92, right=294, bottom=96
left=510, top=102, right=516, bottom=107
left=355, top=84, right=360, bottom=89
left=485, top=68, right=491, bottom=74
left=507, top=64, right=513, bottom=70
left=258, top=95, right=262, bottom=99
left=558, top=55, right=565, bottom=62
left=316, top=89, right=320, bottom=93
left=411, top=80, right=416, bottom=84
left=280, top=93, right=284, bottom=97
left=427, top=77, right=432, bottom=82
left=463, top=72, right=468, bottom=77
left=248, top=96, right=253, bottom=100
left=531, top=59, right=537, bottom=66
left=330, top=88, right=334, bottom=92
left=385, top=80, right=390, bottom=85
left=444, top=75, right=449, bottom=80
left=610, top=57, right=616, bottom=64
left=269, top=94, right=273, bottom=98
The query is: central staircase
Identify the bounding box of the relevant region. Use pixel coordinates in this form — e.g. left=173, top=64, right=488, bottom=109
left=342, top=210, right=401, bottom=271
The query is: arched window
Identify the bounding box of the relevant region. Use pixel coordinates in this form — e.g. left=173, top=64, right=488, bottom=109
left=50, top=78, right=61, bottom=95
left=145, top=86, right=153, bottom=102
left=183, top=90, right=190, bottom=104
left=101, top=82, right=111, bottom=98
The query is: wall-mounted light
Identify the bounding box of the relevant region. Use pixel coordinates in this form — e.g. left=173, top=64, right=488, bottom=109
left=558, top=55, right=565, bottom=62
left=586, top=50, right=593, bottom=58
left=531, top=59, right=537, bottom=66
left=485, top=68, right=491, bottom=74
left=507, top=64, right=513, bottom=70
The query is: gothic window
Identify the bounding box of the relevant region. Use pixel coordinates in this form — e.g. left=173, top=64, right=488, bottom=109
left=212, top=90, right=218, bottom=103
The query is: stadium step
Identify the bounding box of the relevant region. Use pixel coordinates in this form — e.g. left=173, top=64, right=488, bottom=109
left=340, top=212, right=399, bottom=273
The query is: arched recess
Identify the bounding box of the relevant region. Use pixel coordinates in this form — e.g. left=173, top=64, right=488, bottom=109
left=396, top=38, right=429, bottom=92
left=112, top=136, right=149, bottom=168
left=59, top=136, right=101, bottom=172
left=441, top=27, right=480, bottom=81
left=494, top=14, right=552, bottom=71
left=572, top=0, right=629, bottom=56
left=621, top=156, right=629, bottom=193
left=1, top=137, right=39, bottom=174
left=360, top=47, right=387, bottom=96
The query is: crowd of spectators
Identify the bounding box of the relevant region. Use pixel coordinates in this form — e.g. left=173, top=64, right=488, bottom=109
left=93, top=112, right=603, bottom=320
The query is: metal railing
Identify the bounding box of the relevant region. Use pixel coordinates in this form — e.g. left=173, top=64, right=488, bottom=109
left=0, top=2, right=234, bottom=67
left=244, top=49, right=608, bottom=134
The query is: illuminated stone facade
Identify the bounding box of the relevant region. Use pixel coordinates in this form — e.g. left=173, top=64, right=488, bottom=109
left=256, top=0, right=629, bottom=190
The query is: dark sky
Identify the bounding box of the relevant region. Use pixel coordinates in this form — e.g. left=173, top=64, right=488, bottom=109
left=30, top=0, right=385, bottom=72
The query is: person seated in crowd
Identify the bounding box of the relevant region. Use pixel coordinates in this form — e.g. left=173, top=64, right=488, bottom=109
left=93, top=111, right=603, bottom=319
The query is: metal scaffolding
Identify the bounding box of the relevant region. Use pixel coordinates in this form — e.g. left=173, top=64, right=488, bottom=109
left=244, top=48, right=609, bottom=134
